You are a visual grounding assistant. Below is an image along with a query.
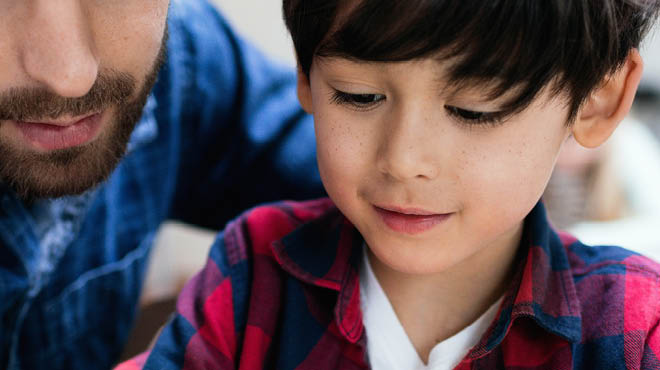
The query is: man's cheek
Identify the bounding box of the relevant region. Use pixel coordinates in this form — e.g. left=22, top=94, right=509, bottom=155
left=93, top=16, right=167, bottom=80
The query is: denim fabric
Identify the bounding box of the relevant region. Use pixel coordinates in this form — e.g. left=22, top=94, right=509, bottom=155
left=0, top=0, right=323, bottom=369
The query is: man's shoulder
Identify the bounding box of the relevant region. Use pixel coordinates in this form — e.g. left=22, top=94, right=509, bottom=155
left=168, top=0, right=225, bottom=26
left=159, top=0, right=240, bottom=90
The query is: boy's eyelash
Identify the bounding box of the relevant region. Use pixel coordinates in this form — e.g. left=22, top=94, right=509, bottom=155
left=330, top=90, right=385, bottom=110
left=330, top=90, right=507, bottom=126
left=444, top=106, right=507, bottom=127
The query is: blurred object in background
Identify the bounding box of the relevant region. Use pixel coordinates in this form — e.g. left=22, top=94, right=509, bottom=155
left=639, top=22, right=660, bottom=97
left=544, top=119, right=660, bottom=262
left=121, top=222, right=215, bottom=360
left=545, top=22, right=660, bottom=261
left=544, top=138, right=623, bottom=231
left=636, top=21, right=660, bottom=137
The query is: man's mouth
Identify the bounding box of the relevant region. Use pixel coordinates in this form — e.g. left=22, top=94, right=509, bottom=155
left=11, top=111, right=106, bottom=151
left=373, top=205, right=452, bottom=234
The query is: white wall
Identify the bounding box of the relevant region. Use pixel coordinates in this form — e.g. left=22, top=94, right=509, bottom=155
left=211, top=0, right=296, bottom=66
left=641, top=24, right=660, bottom=89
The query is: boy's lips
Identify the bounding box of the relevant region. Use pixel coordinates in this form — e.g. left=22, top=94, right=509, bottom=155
left=373, top=205, right=452, bottom=234
left=11, top=111, right=105, bottom=151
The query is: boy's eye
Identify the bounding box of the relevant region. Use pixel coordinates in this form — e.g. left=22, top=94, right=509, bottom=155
left=331, top=90, right=385, bottom=110
left=444, top=105, right=505, bottom=126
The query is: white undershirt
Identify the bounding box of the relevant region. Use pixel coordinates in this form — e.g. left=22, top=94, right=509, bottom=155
left=359, top=249, right=503, bottom=370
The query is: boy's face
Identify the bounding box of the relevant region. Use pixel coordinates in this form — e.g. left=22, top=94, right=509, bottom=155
left=300, top=57, right=573, bottom=275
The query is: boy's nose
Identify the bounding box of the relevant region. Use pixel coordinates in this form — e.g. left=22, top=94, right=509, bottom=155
left=19, top=0, right=99, bottom=98
left=376, top=110, right=439, bottom=181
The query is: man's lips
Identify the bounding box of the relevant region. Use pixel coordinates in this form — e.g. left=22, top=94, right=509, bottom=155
left=12, top=112, right=104, bottom=151
left=374, top=205, right=452, bottom=234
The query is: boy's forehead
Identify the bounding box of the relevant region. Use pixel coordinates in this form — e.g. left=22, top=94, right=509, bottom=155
left=315, top=56, right=449, bottom=85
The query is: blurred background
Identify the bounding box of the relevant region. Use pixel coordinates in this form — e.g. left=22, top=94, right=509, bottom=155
left=121, top=0, right=660, bottom=360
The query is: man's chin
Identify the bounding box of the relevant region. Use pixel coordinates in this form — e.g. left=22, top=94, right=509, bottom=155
left=0, top=93, right=144, bottom=200
left=0, top=132, right=129, bottom=200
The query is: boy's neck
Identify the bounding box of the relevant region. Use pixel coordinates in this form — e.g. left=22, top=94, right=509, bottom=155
left=367, top=222, right=524, bottom=364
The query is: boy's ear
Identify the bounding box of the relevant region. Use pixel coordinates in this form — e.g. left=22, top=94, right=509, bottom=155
left=297, top=66, right=314, bottom=114
left=572, top=49, right=644, bottom=148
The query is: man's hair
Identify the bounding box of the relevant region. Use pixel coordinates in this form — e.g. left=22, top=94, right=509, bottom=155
left=283, top=0, right=660, bottom=121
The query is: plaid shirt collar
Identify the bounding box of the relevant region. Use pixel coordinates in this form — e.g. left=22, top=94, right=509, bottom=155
left=271, top=201, right=583, bottom=354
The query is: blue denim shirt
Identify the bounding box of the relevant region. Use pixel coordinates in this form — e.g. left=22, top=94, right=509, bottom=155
left=0, top=1, right=323, bottom=369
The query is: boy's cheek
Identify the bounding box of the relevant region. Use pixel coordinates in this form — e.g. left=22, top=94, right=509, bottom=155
left=458, top=146, right=554, bottom=223
left=315, top=114, right=372, bottom=171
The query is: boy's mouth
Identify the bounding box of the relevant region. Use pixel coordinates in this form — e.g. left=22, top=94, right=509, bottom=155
left=373, top=205, right=452, bottom=235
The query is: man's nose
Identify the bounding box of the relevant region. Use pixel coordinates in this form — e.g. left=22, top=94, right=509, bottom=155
left=376, top=107, right=440, bottom=181
left=19, top=1, right=99, bottom=98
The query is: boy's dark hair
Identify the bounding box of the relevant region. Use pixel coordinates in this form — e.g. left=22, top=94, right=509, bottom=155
left=283, top=0, right=660, bottom=122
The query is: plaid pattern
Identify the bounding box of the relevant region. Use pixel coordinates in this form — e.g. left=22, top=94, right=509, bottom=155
left=0, top=0, right=322, bottom=368
left=119, top=198, right=660, bottom=369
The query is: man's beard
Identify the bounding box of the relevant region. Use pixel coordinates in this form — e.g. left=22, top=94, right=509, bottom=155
left=0, top=36, right=167, bottom=201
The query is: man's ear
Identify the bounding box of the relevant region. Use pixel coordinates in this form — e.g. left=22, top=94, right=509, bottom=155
left=572, top=49, right=644, bottom=148
left=297, top=66, right=314, bottom=114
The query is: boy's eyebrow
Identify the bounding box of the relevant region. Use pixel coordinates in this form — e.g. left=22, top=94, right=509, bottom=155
left=440, top=83, right=547, bottom=120
left=316, top=55, right=389, bottom=67
left=433, top=69, right=519, bottom=107
left=440, top=81, right=508, bottom=103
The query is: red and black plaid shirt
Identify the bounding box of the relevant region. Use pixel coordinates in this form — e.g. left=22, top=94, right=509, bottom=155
left=119, top=198, right=660, bottom=369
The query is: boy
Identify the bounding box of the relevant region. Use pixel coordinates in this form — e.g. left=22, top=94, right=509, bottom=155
left=120, top=0, right=660, bottom=368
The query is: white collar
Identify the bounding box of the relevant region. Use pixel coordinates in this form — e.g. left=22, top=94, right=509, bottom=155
left=359, top=247, right=502, bottom=370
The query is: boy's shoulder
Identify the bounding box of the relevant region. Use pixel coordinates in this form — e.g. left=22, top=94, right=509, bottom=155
left=561, top=233, right=660, bottom=336
left=563, top=233, right=660, bottom=282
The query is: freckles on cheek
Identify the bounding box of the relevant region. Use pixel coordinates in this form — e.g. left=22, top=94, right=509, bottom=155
left=315, top=119, right=345, bottom=178
left=315, top=109, right=363, bottom=157
left=315, top=114, right=368, bottom=196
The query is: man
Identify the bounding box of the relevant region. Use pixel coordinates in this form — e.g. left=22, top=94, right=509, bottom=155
left=0, top=0, right=322, bottom=369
